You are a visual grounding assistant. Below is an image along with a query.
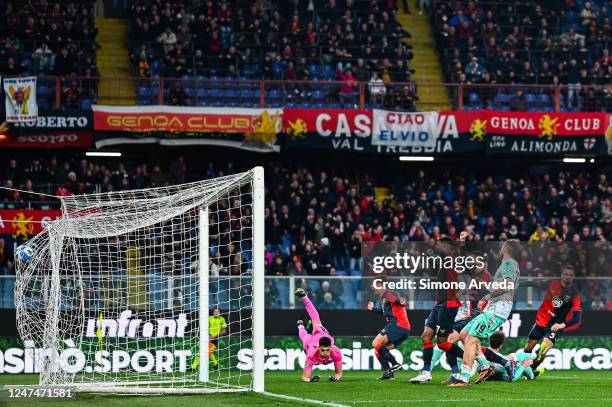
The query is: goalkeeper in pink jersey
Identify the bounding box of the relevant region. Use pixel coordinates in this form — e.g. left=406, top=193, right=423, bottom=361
left=295, top=288, right=343, bottom=383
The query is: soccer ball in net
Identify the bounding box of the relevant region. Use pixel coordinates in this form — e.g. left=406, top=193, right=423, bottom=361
left=14, top=167, right=266, bottom=395
left=15, top=245, right=34, bottom=262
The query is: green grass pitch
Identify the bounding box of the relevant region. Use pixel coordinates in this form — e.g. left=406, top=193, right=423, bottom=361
left=1, top=371, right=611, bottom=406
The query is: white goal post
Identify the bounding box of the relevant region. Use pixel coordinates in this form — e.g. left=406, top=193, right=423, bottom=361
left=14, top=167, right=265, bottom=394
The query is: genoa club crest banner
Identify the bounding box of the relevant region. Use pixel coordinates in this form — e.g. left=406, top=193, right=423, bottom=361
left=0, top=209, right=61, bottom=240
left=485, top=111, right=610, bottom=155
left=3, top=76, right=38, bottom=123
left=92, top=105, right=282, bottom=152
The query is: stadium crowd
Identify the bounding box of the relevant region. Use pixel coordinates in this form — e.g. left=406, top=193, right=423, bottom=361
left=431, top=0, right=612, bottom=112
left=0, top=156, right=611, bottom=311
left=129, top=0, right=418, bottom=108
left=0, top=1, right=100, bottom=109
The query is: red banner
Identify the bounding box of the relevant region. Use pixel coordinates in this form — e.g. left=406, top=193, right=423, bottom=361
left=0, top=132, right=93, bottom=148
left=0, top=210, right=61, bottom=240
left=283, top=108, right=371, bottom=137
left=487, top=111, right=607, bottom=137
left=606, top=114, right=612, bottom=155
left=283, top=108, right=485, bottom=154
left=92, top=105, right=282, bottom=134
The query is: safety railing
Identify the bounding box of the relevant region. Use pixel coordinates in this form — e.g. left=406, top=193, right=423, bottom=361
left=28, top=75, right=612, bottom=112
left=3, top=275, right=610, bottom=311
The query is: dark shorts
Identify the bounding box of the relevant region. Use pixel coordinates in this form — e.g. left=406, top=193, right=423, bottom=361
left=380, top=323, right=411, bottom=346
left=426, top=306, right=459, bottom=337
left=528, top=324, right=563, bottom=343
left=211, top=337, right=219, bottom=347
left=453, top=315, right=475, bottom=333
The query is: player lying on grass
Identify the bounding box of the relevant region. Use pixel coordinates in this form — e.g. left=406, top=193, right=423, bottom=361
left=484, top=331, right=544, bottom=382
left=369, top=284, right=411, bottom=380
left=449, top=240, right=521, bottom=387
left=295, top=288, right=343, bottom=383
left=522, top=265, right=582, bottom=370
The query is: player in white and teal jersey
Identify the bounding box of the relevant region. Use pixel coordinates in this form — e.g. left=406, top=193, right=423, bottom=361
left=449, top=240, right=522, bottom=387
left=485, top=331, right=544, bottom=382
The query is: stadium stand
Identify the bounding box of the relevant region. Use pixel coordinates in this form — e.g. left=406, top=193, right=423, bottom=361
left=128, top=0, right=417, bottom=108
left=0, top=1, right=100, bottom=110
left=431, top=0, right=612, bottom=112
left=0, top=156, right=610, bottom=310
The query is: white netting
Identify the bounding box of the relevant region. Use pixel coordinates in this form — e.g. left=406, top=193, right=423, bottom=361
left=14, top=168, right=264, bottom=394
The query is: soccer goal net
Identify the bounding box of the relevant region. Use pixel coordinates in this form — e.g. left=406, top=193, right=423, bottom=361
left=14, top=167, right=265, bottom=394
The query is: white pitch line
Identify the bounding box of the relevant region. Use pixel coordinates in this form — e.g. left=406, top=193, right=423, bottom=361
left=352, top=399, right=612, bottom=404
left=546, top=376, right=612, bottom=380
left=262, top=391, right=351, bottom=407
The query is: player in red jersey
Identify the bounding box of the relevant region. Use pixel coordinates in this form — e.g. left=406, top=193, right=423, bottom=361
left=523, top=265, right=582, bottom=369
left=411, top=236, right=463, bottom=384
left=368, top=284, right=411, bottom=380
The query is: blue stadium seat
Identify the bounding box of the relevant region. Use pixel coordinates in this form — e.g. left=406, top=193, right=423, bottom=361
left=308, top=64, right=320, bottom=76
left=525, top=93, right=537, bottom=104
left=468, top=92, right=480, bottom=103
left=196, top=88, right=208, bottom=98
left=323, top=64, right=335, bottom=78
left=495, top=93, right=512, bottom=104
left=209, top=89, right=223, bottom=98
left=268, top=89, right=282, bottom=100
left=313, top=90, right=326, bottom=100
left=224, top=89, right=239, bottom=99
left=241, top=89, right=254, bottom=99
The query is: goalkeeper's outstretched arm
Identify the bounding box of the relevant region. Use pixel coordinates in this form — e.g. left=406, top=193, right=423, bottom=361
left=302, top=362, right=317, bottom=382
left=330, top=364, right=343, bottom=381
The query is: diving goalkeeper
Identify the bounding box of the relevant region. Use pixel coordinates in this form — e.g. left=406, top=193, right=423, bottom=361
left=295, top=288, right=343, bottom=383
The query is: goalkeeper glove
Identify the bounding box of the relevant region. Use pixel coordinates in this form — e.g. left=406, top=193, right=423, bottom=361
left=329, top=376, right=339, bottom=382
left=310, top=375, right=320, bottom=383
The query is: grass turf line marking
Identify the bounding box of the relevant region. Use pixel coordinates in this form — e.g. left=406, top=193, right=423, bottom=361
left=546, top=376, right=612, bottom=380
left=262, top=391, right=350, bottom=407
left=353, top=399, right=612, bottom=403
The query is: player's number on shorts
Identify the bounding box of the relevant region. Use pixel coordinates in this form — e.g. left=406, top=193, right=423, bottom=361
left=476, top=323, right=487, bottom=334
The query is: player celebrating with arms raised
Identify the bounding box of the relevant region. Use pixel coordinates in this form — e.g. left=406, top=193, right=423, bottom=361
left=522, top=265, right=582, bottom=369
left=369, top=284, right=411, bottom=380
left=294, top=288, right=343, bottom=383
